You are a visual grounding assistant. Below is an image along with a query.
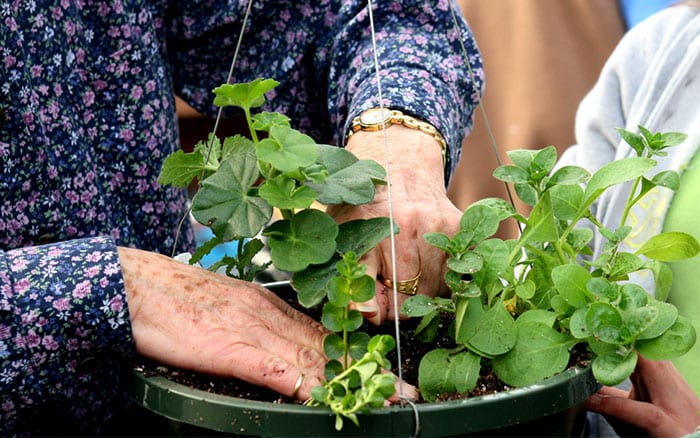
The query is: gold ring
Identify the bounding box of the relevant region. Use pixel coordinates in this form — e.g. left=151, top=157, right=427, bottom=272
left=381, top=272, right=421, bottom=295
left=293, top=373, right=304, bottom=398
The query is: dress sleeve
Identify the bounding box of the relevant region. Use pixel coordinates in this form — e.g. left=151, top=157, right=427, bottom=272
left=0, top=236, right=135, bottom=434
left=166, top=0, right=483, bottom=185
left=329, top=0, right=484, bottom=184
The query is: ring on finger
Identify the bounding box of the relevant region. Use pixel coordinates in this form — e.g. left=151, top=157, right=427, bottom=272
left=381, top=271, right=421, bottom=295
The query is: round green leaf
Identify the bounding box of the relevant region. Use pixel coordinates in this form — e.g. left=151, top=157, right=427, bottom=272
left=265, top=209, right=338, bottom=272
left=492, top=321, right=574, bottom=387
left=637, top=316, right=696, bottom=359
left=323, top=333, right=345, bottom=360
left=592, top=351, right=638, bottom=386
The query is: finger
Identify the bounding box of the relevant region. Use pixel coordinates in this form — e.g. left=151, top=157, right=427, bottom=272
left=585, top=392, right=679, bottom=437
left=221, top=344, right=324, bottom=400
left=351, top=249, right=387, bottom=325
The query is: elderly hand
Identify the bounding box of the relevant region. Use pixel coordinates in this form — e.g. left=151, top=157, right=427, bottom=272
left=118, top=246, right=328, bottom=400
left=330, top=125, right=461, bottom=325
left=585, top=355, right=700, bottom=437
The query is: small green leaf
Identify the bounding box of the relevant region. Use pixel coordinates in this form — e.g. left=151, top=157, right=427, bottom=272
left=493, top=165, right=529, bottom=184
left=258, top=176, right=317, bottom=209
left=651, top=170, right=680, bottom=191
left=551, top=264, right=592, bottom=307
left=316, top=159, right=386, bottom=205
left=465, top=304, right=517, bottom=356
left=519, top=192, right=559, bottom=244
left=617, top=128, right=646, bottom=156
left=636, top=299, right=678, bottom=340
left=401, top=295, right=439, bottom=317
left=414, top=311, right=440, bottom=343
left=468, top=197, right=518, bottom=222
left=423, top=232, right=453, bottom=253
left=336, top=218, right=394, bottom=258
left=251, top=111, right=290, bottom=131
left=492, top=321, right=574, bottom=387
left=550, top=184, right=584, bottom=221
left=192, top=158, right=271, bottom=240
left=265, top=209, right=338, bottom=272
left=507, top=149, right=536, bottom=171
left=212, top=78, right=279, bottom=110
left=447, top=252, right=483, bottom=274
left=583, top=157, right=656, bottom=206
left=326, top=277, right=351, bottom=307
left=324, top=333, right=345, bottom=360
left=592, top=351, right=638, bottom=386
left=256, top=126, right=318, bottom=172
left=459, top=204, right=500, bottom=245
left=348, top=332, right=371, bottom=360
left=586, top=303, right=623, bottom=343
left=158, top=149, right=208, bottom=187
left=349, top=275, right=375, bottom=303
left=646, top=260, right=673, bottom=302
left=547, top=165, right=590, bottom=187
left=636, top=316, right=697, bottom=359
left=636, top=231, right=700, bottom=261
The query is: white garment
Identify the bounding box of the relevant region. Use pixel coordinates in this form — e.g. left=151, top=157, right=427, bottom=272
left=559, top=4, right=700, bottom=296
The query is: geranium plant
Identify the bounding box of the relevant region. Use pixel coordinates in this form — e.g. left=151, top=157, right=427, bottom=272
left=402, top=127, right=699, bottom=401
left=159, top=78, right=397, bottom=429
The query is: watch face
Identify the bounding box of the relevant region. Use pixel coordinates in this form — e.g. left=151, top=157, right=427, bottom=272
left=359, top=108, right=392, bottom=126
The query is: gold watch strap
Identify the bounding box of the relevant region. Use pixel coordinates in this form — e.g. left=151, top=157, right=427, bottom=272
left=347, top=108, right=447, bottom=166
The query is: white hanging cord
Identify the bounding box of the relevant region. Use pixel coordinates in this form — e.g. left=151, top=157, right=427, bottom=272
left=365, top=0, right=408, bottom=404
left=171, top=0, right=256, bottom=256
left=448, top=5, right=521, bottom=222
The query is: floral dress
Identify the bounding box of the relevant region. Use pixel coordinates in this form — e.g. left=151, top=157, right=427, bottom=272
left=0, top=0, right=482, bottom=433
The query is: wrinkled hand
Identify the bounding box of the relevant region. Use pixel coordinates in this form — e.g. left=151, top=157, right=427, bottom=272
left=331, top=126, right=461, bottom=325
left=118, top=247, right=328, bottom=400
left=586, top=355, right=700, bottom=437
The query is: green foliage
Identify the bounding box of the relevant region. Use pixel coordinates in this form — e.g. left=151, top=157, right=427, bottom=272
left=404, top=127, right=698, bottom=401
left=159, top=79, right=396, bottom=426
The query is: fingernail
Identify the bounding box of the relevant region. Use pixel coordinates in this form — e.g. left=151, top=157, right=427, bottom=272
left=355, top=301, right=378, bottom=313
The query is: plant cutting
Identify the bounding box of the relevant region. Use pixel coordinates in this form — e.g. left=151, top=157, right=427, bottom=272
left=403, top=126, right=699, bottom=401
left=158, top=77, right=398, bottom=429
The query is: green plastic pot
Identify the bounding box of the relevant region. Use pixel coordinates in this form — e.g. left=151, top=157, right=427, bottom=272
left=126, top=363, right=597, bottom=437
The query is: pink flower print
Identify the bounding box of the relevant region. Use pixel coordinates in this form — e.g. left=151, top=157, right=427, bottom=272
left=83, top=91, right=95, bottom=106
left=86, top=251, right=102, bottom=263
left=51, top=7, right=63, bottom=20
left=64, top=20, right=77, bottom=36
left=130, top=85, right=143, bottom=101
left=109, top=295, right=124, bottom=313
left=66, top=338, right=79, bottom=351
left=120, top=129, right=134, bottom=142
left=84, top=266, right=100, bottom=278
left=41, top=335, right=59, bottom=351
left=104, top=262, right=120, bottom=276
left=10, top=258, right=28, bottom=272
left=25, top=330, right=41, bottom=348
left=30, top=65, right=44, bottom=78
left=47, top=247, right=63, bottom=258
left=72, top=280, right=92, bottom=299
left=0, top=324, right=10, bottom=340
left=14, top=278, right=31, bottom=294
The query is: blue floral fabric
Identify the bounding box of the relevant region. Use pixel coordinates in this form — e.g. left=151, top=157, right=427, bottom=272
left=0, top=0, right=482, bottom=433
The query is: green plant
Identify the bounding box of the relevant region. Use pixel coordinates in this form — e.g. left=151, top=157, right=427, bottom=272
left=403, top=126, right=699, bottom=401
left=159, top=78, right=397, bottom=429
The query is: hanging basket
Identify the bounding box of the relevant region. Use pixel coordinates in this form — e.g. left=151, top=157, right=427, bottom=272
left=126, top=363, right=597, bottom=437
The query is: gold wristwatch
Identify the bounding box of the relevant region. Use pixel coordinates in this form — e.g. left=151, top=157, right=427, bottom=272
left=346, top=108, right=447, bottom=165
